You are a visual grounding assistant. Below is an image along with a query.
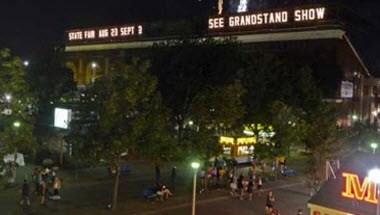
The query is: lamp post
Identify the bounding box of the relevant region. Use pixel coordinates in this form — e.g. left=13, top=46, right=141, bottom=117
left=368, top=168, right=380, bottom=215
left=23, top=60, right=29, bottom=67
left=352, top=114, right=359, bottom=122
left=13, top=121, right=21, bottom=128
left=91, top=62, right=98, bottom=84
left=191, top=162, right=200, bottom=215
left=371, top=143, right=379, bottom=154
left=5, top=93, right=12, bottom=102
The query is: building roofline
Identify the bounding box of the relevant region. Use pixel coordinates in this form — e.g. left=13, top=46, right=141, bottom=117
left=342, top=34, right=371, bottom=77
left=65, top=28, right=370, bottom=77
left=65, top=29, right=346, bottom=52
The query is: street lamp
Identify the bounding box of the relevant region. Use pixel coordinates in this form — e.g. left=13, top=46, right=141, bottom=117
left=91, top=62, right=98, bottom=83
left=5, top=93, right=12, bottom=102
left=23, top=60, right=29, bottom=67
left=352, top=114, right=359, bottom=121
left=368, top=168, right=380, bottom=215
left=371, top=143, right=379, bottom=154
left=13, top=121, right=21, bottom=128
left=191, top=162, right=200, bottom=215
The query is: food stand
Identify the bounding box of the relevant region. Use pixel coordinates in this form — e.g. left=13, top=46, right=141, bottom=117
left=308, top=152, right=380, bottom=215
left=219, top=136, right=256, bottom=157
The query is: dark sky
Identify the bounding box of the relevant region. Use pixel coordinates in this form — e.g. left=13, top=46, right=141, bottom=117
left=0, top=0, right=379, bottom=72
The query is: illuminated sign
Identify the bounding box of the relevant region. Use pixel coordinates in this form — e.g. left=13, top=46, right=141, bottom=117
left=54, top=108, right=72, bottom=129
left=237, top=0, right=248, bottom=13
left=341, top=81, right=354, bottom=98
left=218, top=0, right=224, bottom=15
left=208, top=6, right=326, bottom=30
left=220, top=136, right=235, bottom=144
left=67, top=24, right=143, bottom=43
left=341, top=172, right=377, bottom=204
left=219, top=136, right=256, bottom=145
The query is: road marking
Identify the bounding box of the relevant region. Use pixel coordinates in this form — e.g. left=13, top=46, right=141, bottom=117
left=138, top=182, right=303, bottom=215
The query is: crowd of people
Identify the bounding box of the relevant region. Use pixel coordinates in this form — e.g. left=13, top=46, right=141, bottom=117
left=20, top=167, right=62, bottom=207
left=195, top=157, right=300, bottom=215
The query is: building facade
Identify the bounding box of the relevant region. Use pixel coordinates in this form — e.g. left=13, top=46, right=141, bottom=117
left=65, top=4, right=374, bottom=127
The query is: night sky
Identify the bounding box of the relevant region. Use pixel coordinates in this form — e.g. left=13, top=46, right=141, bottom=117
left=0, top=0, right=379, bottom=73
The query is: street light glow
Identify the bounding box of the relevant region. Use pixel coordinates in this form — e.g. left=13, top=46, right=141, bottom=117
left=91, top=62, right=98, bottom=69
left=5, top=93, right=12, bottom=102
left=368, top=168, right=380, bottom=184
left=371, top=143, right=378, bottom=150
left=191, top=162, right=200, bottom=170
left=23, top=60, right=29, bottom=67
left=13, top=121, right=21, bottom=128
left=352, top=114, right=359, bottom=121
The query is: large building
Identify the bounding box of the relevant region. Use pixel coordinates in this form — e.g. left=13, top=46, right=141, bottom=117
left=64, top=3, right=376, bottom=127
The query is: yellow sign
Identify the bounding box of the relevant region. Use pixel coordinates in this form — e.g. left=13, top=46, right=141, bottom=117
left=219, top=136, right=256, bottom=145
left=308, top=203, right=353, bottom=215
left=237, top=137, right=256, bottom=145
left=341, top=172, right=377, bottom=204
left=219, top=136, right=234, bottom=145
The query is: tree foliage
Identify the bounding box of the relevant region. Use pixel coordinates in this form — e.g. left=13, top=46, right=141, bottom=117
left=269, top=101, right=307, bottom=157
left=305, top=103, right=340, bottom=180
left=150, top=39, right=244, bottom=147
left=71, top=58, right=172, bottom=210
left=0, top=49, right=36, bottom=156
left=27, top=47, right=75, bottom=133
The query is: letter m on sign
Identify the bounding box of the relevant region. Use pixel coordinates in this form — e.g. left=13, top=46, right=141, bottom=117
left=342, top=172, right=377, bottom=204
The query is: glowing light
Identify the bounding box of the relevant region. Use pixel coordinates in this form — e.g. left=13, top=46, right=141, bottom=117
left=342, top=172, right=377, bottom=204
left=208, top=7, right=326, bottom=30
left=368, top=169, right=380, bottom=184
left=91, top=62, right=98, bottom=69
left=68, top=25, right=143, bottom=41
left=5, top=93, right=12, bottom=102
left=23, top=61, right=29, bottom=67
left=237, top=137, right=256, bottom=145
left=13, top=121, right=21, bottom=128
left=237, top=0, right=248, bottom=13
left=191, top=162, right=200, bottom=170
left=243, top=130, right=254, bottom=136
left=54, top=108, right=72, bottom=129
left=218, top=0, right=223, bottom=15
left=352, top=114, right=359, bottom=121
left=219, top=136, right=235, bottom=145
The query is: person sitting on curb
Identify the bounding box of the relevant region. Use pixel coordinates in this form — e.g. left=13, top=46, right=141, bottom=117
left=156, top=185, right=173, bottom=201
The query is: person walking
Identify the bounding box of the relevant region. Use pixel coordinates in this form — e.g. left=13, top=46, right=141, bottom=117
left=237, top=174, right=244, bottom=200
left=257, top=176, right=263, bottom=196
left=170, top=166, right=176, bottom=192
left=247, top=176, right=254, bottom=200
left=20, top=179, right=31, bottom=206
left=266, top=191, right=275, bottom=209
left=40, top=180, right=47, bottom=205
left=32, top=167, right=40, bottom=195
left=52, top=176, right=62, bottom=200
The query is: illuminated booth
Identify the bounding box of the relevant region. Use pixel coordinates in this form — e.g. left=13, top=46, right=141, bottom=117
left=219, top=136, right=256, bottom=157
left=219, top=123, right=274, bottom=157
left=308, top=152, right=380, bottom=215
